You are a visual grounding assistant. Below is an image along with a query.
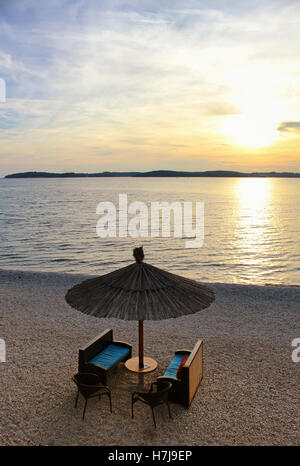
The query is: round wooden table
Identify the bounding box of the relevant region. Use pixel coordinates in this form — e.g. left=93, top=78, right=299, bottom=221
left=125, top=357, right=157, bottom=373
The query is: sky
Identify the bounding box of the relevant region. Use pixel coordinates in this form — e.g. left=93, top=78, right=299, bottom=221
left=0, top=0, right=300, bottom=176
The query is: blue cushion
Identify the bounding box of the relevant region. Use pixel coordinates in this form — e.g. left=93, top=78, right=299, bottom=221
left=164, top=353, right=189, bottom=378
left=88, top=343, right=130, bottom=370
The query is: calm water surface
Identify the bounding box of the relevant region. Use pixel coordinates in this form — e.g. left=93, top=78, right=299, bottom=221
left=0, top=177, right=299, bottom=285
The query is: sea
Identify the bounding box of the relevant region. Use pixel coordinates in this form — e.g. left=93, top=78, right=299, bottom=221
left=0, top=177, right=299, bottom=285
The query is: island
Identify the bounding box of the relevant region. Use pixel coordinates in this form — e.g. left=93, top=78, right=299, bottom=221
left=4, top=170, right=300, bottom=178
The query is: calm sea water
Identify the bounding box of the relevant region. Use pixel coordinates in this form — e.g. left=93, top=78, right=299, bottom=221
left=0, top=177, right=299, bottom=285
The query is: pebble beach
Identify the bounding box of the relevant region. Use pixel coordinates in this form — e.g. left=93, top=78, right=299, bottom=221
left=0, top=268, right=299, bottom=446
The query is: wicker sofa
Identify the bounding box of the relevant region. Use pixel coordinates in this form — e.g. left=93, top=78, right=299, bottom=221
left=78, top=328, right=132, bottom=385
left=157, top=340, right=203, bottom=408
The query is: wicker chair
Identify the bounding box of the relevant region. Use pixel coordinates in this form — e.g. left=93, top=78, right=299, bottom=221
left=131, top=381, right=172, bottom=428
left=72, top=372, right=112, bottom=419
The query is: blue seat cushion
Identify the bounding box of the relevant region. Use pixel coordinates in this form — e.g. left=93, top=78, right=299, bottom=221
left=88, top=343, right=130, bottom=370
left=163, top=353, right=190, bottom=378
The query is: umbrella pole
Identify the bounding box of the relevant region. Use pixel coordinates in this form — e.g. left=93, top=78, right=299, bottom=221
left=138, top=320, right=144, bottom=368
left=124, top=320, right=157, bottom=373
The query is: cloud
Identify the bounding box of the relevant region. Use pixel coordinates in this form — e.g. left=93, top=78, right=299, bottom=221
left=277, top=121, right=300, bottom=133
left=0, top=0, right=300, bottom=174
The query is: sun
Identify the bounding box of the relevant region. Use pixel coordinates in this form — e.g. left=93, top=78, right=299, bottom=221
left=222, top=67, right=287, bottom=148
left=223, top=113, right=278, bottom=148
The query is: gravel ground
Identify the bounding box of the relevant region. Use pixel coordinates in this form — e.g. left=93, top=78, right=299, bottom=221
left=0, top=268, right=299, bottom=446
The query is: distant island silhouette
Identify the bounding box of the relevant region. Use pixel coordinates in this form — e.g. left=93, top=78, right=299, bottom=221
left=4, top=170, right=300, bottom=178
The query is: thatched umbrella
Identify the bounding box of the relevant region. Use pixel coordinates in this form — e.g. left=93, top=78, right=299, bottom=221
left=65, top=247, right=215, bottom=373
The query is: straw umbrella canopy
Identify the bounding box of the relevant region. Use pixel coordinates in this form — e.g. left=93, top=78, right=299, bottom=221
left=65, top=247, right=215, bottom=372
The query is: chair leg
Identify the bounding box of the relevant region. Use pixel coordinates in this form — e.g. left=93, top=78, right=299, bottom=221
left=82, top=399, right=88, bottom=420
left=151, top=407, right=156, bottom=429
left=74, top=389, right=79, bottom=408
left=167, top=402, right=172, bottom=419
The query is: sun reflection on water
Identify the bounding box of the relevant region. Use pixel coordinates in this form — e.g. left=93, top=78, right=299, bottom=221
left=237, top=177, right=270, bottom=211
left=235, top=178, right=272, bottom=277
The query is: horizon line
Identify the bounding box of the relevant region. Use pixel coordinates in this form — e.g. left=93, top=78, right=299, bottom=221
left=4, top=169, right=300, bottom=179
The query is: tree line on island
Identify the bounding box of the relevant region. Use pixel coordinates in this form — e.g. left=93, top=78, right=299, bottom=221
left=4, top=170, right=300, bottom=178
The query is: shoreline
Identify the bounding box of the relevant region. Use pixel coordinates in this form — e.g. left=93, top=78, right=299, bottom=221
left=0, top=268, right=299, bottom=445
left=0, top=267, right=299, bottom=289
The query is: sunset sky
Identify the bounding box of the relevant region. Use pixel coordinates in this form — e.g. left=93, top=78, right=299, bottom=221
left=0, top=0, right=300, bottom=176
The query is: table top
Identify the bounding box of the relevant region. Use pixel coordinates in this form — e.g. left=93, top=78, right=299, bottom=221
left=125, top=356, right=158, bottom=373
